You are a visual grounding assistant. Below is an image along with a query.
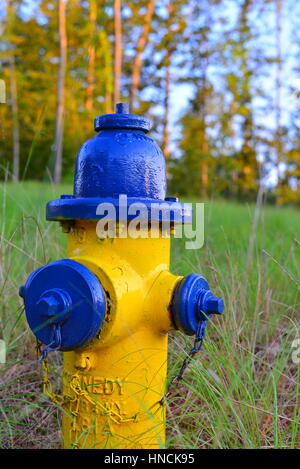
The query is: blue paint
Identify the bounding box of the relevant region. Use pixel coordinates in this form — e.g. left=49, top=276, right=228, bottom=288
left=73, top=129, right=165, bottom=199
left=116, top=103, right=129, bottom=114
left=19, top=259, right=106, bottom=351
left=94, top=106, right=151, bottom=132
left=171, top=273, right=224, bottom=336
left=47, top=196, right=192, bottom=223
left=46, top=104, right=190, bottom=222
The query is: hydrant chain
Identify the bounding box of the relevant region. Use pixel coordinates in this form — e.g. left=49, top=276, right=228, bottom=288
left=163, top=319, right=208, bottom=401
left=39, top=324, right=62, bottom=361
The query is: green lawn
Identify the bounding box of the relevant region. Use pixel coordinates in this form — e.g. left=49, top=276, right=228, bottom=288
left=0, top=181, right=299, bottom=448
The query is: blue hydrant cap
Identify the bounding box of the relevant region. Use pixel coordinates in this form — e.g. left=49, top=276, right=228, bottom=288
left=19, top=259, right=106, bottom=351
left=46, top=102, right=191, bottom=224
left=171, top=273, right=224, bottom=336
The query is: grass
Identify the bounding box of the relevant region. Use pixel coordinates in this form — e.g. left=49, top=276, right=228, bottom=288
left=0, top=181, right=299, bottom=449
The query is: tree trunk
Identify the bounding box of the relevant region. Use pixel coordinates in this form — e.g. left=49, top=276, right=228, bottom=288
left=199, top=11, right=210, bottom=199
left=130, top=0, right=155, bottom=111
left=162, top=0, right=174, bottom=165
left=100, top=30, right=113, bottom=113
left=53, top=0, right=67, bottom=184
left=6, top=1, right=20, bottom=182
left=240, top=0, right=253, bottom=156
left=276, top=0, right=283, bottom=190
left=114, top=0, right=122, bottom=108
left=86, top=0, right=97, bottom=112
left=239, top=0, right=254, bottom=198
left=163, top=59, right=171, bottom=163
left=200, top=115, right=209, bottom=198
left=9, top=56, right=20, bottom=182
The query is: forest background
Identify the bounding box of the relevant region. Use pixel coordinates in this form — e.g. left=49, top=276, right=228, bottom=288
left=1, top=0, right=300, bottom=205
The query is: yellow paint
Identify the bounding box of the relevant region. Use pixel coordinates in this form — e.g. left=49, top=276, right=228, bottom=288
left=61, top=221, right=181, bottom=449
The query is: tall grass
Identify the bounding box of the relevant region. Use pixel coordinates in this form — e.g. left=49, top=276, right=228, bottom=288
left=168, top=200, right=300, bottom=448
left=0, top=181, right=299, bottom=448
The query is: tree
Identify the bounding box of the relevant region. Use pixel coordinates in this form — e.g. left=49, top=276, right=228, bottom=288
left=53, top=0, right=67, bottom=184
left=86, top=0, right=97, bottom=113
left=170, top=0, right=221, bottom=198
left=145, top=0, right=187, bottom=164
left=9, top=55, right=19, bottom=183
left=276, top=0, right=300, bottom=204
left=221, top=0, right=259, bottom=199
left=6, top=1, right=20, bottom=182
left=114, top=0, right=122, bottom=107
left=275, top=0, right=285, bottom=200
left=130, top=0, right=156, bottom=111
left=162, top=0, right=173, bottom=162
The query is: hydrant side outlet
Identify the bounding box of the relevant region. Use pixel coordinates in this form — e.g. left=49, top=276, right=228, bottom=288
left=171, top=273, right=224, bottom=336
left=20, top=259, right=107, bottom=351
left=19, top=104, right=224, bottom=449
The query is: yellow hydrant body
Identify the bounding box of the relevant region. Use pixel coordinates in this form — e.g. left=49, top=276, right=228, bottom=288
left=63, top=223, right=179, bottom=449
left=20, top=104, right=224, bottom=450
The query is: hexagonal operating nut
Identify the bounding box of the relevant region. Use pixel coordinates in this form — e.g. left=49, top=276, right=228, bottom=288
left=36, top=295, right=60, bottom=317
left=205, top=297, right=224, bottom=315
left=35, top=288, right=72, bottom=324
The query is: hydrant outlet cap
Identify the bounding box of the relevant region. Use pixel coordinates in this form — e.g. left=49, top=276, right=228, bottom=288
left=171, top=273, right=224, bottom=336
left=20, top=259, right=106, bottom=351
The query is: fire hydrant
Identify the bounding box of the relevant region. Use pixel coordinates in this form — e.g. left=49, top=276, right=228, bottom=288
left=19, top=103, right=224, bottom=449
